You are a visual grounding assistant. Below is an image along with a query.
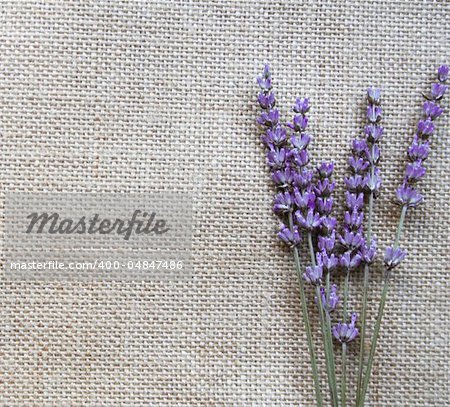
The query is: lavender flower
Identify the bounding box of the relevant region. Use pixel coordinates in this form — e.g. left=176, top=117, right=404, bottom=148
left=333, top=313, right=359, bottom=343
left=396, top=65, right=448, bottom=210
left=278, top=225, right=301, bottom=247
left=438, top=65, right=449, bottom=82
left=295, top=208, right=322, bottom=230
left=315, top=284, right=340, bottom=312
left=273, top=191, right=294, bottom=213
left=396, top=184, right=423, bottom=208
left=339, top=251, right=362, bottom=270
left=384, top=246, right=407, bottom=269
left=303, top=264, right=323, bottom=285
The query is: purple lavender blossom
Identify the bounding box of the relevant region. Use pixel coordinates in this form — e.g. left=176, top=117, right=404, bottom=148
left=417, top=119, right=435, bottom=137
left=405, top=162, right=426, bottom=183
left=293, top=97, right=310, bottom=114
left=367, top=105, right=382, bottom=123
left=396, top=184, right=423, bottom=208
left=407, top=137, right=430, bottom=162
left=271, top=167, right=295, bottom=188
left=430, top=82, right=448, bottom=101
left=384, top=246, right=407, bottom=269
left=317, top=251, right=339, bottom=272
left=395, top=65, right=448, bottom=212
left=295, top=208, right=322, bottom=230
left=367, top=87, right=381, bottom=105
left=278, top=225, right=301, bottom=247
left=422, top=101, right=443, bottom=120
left=318, top=231, right=336, bottom=253
left=273, top=191, right=294, bottom=213
left=303, top=264, right=323, bottom=285
left=397, top=65, right=449, bottom=214
left=438, top=65, right=449, bottom=82
left=333, top=313, right=359, bottom=343
left=293, top=188, right=315, bottom=209
left=315, top=284, right=340, bottom=312
left=339, top=251, right=362, bottom=270
left=360, top=239, right=377, bottom=265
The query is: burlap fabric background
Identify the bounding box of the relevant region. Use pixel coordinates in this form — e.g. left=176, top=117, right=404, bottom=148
left=1, top=1, right=449, bottom=406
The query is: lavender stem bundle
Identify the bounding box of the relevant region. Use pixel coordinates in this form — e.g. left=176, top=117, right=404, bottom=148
left=256, top=64, right=448, bottom=406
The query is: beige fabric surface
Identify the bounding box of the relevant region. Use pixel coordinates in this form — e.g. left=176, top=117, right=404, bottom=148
left=1, top=1, right=449, bottom=406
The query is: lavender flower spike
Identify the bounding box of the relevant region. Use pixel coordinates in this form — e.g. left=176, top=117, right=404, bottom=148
left=357, top=65, right=449, bottom=407
left=333, top=313, right=359, bottom=343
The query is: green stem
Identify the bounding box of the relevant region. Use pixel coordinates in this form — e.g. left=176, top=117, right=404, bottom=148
left=340, top=270, right=350, bottom=407
left=288, top=214, right=323, bottom=407
left=357, top=205, right=408, bottom=407
left=341, top=343, right=347, bottom=407
left=308, top=232, right=339, bottom=407
left=343, top=270, right=350, bottom=322
left=356, top=190, right=374, bottom=405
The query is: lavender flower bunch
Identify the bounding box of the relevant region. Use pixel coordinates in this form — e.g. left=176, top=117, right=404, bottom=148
left=256, top=64, right=448, bottom=407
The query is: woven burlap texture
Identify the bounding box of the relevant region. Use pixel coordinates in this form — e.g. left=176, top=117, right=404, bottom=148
left=1, top=1, right=449, bottom=406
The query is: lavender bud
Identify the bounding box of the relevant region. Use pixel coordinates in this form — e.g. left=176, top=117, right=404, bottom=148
left=417, top=119, right=435, bottom=137
left=288, top=149, right=310, bottom=167
left=261, top=125, right=287, bottom=146
left=273, top=191, right=293, bottom=213
left=438, top=65, right=449, bottom=83
left=365, top=144, right=381, bottom=165
left=318, top=231, right=336, bottom=253
left=293, top=169, right=313, bottom=190
left=303, top=264, right=323, bottom=285
left=292, top=97, right=310, bottom=114
left=317, top=251, right=339, bottom=272
left=316, top=197, right=333, bottom=215
left=315, top=284, right=340, bottom=312
left=430, top=82, right=448, bottom=101
left=405, top=162, right=426, bottom=183
left=345, top=192, right=364, bottom=211
left=256, top=64, right=272, bottom=90
left=365, top=169, right=382, bottom=192
left=321, top=216, right=337, bottom=235
left=278, top=225, right=301, bottom=247
left=257, top=92, right=276, bottom=109
left=384, top=246, right=407, bottom=269
left=266, top=147, right=287, bottom=169
left=352, top=139, right=368, bottom=156
left=339, top=251, right=362, bottom=270
left=344, top=174, right=365, bottom=192
left=339, top=230, right=365, bottom=251
left=290, top=134, right=311, bottom=150
left=396, top=184, right=423, bottom=208
left=271, top=167, right=295, bottom=188
left=293, top=188, right=316, bottom=210
left=407, top=138, right=430, bottom=161
left=333, top=313, right=359, bottom=343
left=422, top=101, right=443, bottom=120
left=364, top=124, right=384, bottom=142
left=287, top=114, right=308, bottom=132
left=314, top=178, right=336, bottom=197
left=367, top=105, right=382, bottom=123
left=360, top=238, right=377, bottom=265
left=348, top=157, right=370, bottom=174
left=317, top=162, right=334, bottom=178
left=257, top=110, right=279, bottom=127
left=344, top=210, right=364, bottom=230
left=295, top=208, right=322, bottom=230
left=367, top=87, right=381, bottom=104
